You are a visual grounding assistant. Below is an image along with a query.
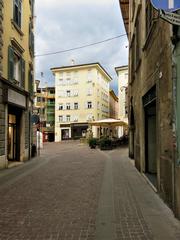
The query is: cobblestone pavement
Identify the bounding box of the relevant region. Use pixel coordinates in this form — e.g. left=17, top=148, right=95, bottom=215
left=0, top=142, right=180, bottom=240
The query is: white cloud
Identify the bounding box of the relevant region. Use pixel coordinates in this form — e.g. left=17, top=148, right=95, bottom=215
left=34, top=0, right=128, bottom=93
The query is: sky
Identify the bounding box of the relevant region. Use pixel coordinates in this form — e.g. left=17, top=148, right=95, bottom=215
left=35, top=0, right=128, bottom=95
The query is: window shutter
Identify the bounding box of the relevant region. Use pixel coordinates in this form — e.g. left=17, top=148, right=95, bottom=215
left=28, top=69, right=34, bottom=95
left=21, top=58, right=25, bottom=88
left=8, top=46, right=14, bottom=81
left=71, top=103, right=74, bottom=110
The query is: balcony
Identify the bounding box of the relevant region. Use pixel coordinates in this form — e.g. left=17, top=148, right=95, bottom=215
left=47, top=102, right=55, bottom=107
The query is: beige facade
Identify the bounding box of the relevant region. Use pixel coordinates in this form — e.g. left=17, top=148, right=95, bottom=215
left=109, top=90, right=118, bottom=119
left=115, top=66, right=128, bottom=120
left=51, top=63, right=111, bottom=141
left=0, top=0, right=34, bottom=168
left=120, top=0, right=180, bottom=219
left=115, top=65, right=128, bottom=137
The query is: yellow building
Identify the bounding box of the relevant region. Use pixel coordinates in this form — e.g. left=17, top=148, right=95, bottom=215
left=51, top=63, right=111, bottom=141
left=0, top=0, right=34, bottom=168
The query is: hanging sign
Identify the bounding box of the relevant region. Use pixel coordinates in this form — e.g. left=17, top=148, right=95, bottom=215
left=151, top=0, right=180, bottom=12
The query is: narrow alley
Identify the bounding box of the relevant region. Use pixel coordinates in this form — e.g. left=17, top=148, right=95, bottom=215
left=0, top=142, right=180, bottom=240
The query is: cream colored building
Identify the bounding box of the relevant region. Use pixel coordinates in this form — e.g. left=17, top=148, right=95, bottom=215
left=0, top=0, right=34, bottom=168
left=51, top=63, right=111, bottom=141
left=115, top=65, right=128, bottom=136
left=109, top=90, right=118, bottom=119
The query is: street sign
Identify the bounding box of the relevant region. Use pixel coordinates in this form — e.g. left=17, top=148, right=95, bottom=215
left=31, top=114, right=40, bottom=124
left=151, top=0, right=180, bottom=12
left=159, top=9, right=180, bottom=26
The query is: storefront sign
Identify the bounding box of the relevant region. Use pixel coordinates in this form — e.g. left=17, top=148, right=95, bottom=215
left=8, top=89, right=26, bottom=108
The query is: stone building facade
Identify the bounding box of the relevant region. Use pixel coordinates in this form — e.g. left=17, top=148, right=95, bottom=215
left=120, top=0, right=180, bottom=219
left=0, top=0, right=34, bottom=168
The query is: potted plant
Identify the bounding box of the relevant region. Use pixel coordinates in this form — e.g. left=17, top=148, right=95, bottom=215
left=88, top=138, right=97, bottom=149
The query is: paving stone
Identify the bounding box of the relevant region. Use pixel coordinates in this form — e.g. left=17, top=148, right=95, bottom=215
left=0, top=142, right=179, bottom=240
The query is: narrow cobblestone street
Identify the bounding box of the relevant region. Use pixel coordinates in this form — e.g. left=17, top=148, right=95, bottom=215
left=0, top=142, right=180, bottom=240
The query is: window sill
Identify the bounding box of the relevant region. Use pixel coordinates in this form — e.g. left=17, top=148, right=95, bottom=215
left=11, top=20, right=24, bottom=36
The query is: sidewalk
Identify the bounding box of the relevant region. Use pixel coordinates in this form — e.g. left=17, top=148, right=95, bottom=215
left=95, top=147, right=180, bottom=240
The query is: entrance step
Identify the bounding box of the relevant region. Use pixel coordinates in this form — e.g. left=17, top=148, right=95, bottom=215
left=8, top=161, right=24, bottom=169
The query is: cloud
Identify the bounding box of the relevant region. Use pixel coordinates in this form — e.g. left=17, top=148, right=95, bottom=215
left=35, top=0, right=128, bottom=95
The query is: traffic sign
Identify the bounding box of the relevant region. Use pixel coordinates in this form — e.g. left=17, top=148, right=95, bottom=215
left=151, top=0, right=180, bottom=12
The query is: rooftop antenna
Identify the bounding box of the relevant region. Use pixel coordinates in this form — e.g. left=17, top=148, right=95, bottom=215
left=71, top=59, right=75, bottom=65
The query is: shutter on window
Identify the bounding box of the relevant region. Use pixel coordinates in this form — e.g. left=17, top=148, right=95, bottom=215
left=21, top=58, right=25, bottom=88
left=8, top=46, right=14, bottom=81
left=29, top=69, right=33, bottom=95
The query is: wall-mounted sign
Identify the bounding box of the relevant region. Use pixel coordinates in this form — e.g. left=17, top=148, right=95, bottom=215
left=160, top=9, right=180, bottom=26
left=151, top=0, right=180, bottom=12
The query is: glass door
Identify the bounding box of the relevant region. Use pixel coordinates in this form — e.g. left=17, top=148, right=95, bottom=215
left=8, top=114, right=17, bottom=161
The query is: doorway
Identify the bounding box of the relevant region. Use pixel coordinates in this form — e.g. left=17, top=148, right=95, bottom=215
left=8, top=114, right=17, bottom=161
left=62, top=129, right=70, bottom=140
left=8, top=106, right=21, bottom=162
left=145, top=102, right=157, bottom=187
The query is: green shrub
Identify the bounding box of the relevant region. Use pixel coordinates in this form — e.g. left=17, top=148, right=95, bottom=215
left=99, top=138, right=112, bottom=150
left=88, top=138, right=97, bottom=148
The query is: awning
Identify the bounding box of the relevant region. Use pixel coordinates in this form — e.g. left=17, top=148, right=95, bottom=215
left=88, top=118, right=128, bottom=127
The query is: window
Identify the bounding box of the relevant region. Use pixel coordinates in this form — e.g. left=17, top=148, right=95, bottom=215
left=73, top=115, right=78, bottom=122
left=13, top=0, right=22, bottom=28
left=87, top=69, right=92, bottom=82
left=66, top=103, right=70, bottom=110
left=59, top=104, right=63, bottom=110
left=67, top=90, right=70, bottom=97
left=73, top=71, right=78, bottom=84
left=97, top=102, right=100, bottom=110
left=87, top=114, right=93, bottom=121
left=74, top=90, right=78, bottom=96
left=74, top=102, right=78, bottom=109
left=29, top=0, right=34, bottom=16
left=59, top=115, right=63, bottom=122
left=135, top=7, right=141, bottom=68
left=146, top=1, right=155, bottom=37
left=8, top=46, right=25, bottom=88
left=50, top=90, right=55, bottom=94
left=87, top=101, right=92, bottom=109
left=66, top=115, right=70, bottom=122
left=66, top=72, right=71, bottom=79
left=29, top=22, right=34, bottom=56
left=87, top=88, right=93, bottom=96
left=59, top=72, right=63, bottom=80
left=28, top=67, right=34, bottom=96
